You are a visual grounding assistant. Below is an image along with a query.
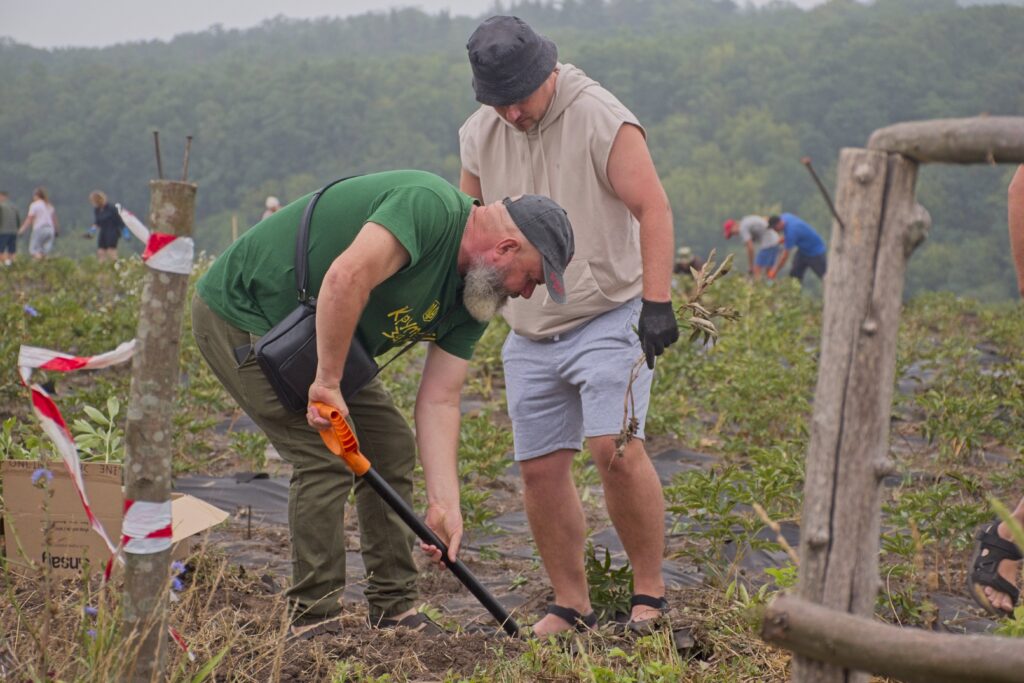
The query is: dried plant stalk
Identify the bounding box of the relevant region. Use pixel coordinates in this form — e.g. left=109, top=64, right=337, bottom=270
left=616, top=250, right=740, bottom=457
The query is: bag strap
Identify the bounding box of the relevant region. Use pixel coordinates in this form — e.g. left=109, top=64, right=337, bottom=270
left=294, top=174, right=460, bottom=376
left=295, top=176, right=358, bottom=303
left=373, top=305, right=458, bottom=377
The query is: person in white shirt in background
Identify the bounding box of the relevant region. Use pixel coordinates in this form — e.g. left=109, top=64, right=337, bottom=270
left=19, top=187, right=59, bottom=260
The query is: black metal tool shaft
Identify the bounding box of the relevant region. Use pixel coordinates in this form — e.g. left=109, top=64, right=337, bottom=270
left=801, top=156, right=846, bottom=232
left=361, top=467, right=521, bottom=638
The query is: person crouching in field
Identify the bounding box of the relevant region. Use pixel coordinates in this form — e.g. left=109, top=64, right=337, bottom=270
left=192, top=170, right=574, bottom=639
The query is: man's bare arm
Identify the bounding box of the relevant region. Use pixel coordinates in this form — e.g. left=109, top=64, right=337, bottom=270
left=606, top=123, right=674, bottom=302
left=1009, top=165, right=1024, bottom=299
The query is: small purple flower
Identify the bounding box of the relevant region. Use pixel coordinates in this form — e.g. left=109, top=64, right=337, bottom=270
left=86, top=629, right=97, bottom=639
left=31, top=468, right=53, bottom=487
left=23, top=305, right=39, bottom=317
left=84, top=606, right=98, bottom=618
left=171, top=577, right=184, bottom=592
left=170, top=560, right=186, bottom=575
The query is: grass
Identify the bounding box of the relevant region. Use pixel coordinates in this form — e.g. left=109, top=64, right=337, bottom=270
left=2, top=257, right=1024, bottom=681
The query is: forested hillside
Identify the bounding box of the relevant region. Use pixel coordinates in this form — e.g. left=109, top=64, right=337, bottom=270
left=2, top=0, right=1022, bottom=298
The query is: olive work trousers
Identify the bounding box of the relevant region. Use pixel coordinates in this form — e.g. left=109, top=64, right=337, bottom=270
left=191, top=294, right=418, bottom=622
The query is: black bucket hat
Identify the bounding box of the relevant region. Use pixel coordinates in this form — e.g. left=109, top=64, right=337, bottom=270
left=467, top=16, right=557, bottom=106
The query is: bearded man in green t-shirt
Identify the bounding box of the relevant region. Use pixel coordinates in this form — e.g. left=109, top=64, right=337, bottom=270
left=192, top=170, right=574, bottom=638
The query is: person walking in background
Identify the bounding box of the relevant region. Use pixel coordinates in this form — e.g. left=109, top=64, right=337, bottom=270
left=89, top=190, right=126, bottom=262
left=262, top=195, right=281, bottom=221
left=0, top=190, right=21, bottom=266
left=723, top=214, right=780, bottom=281
left=19, top=187, right=59, bottom=260
left=766, top=212, right=827, bottom=283
left=459, top=15, right=678, bottom=637
left=968, top=166, right=1024, bottom=617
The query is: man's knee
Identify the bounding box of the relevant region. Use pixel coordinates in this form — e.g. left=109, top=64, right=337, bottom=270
left=588, top=436, right=647, bottom=472
left=520, top=449, right=574, bottom=488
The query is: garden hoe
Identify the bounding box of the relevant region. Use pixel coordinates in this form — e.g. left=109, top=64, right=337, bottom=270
left=312, top=401, right=521, bottom=638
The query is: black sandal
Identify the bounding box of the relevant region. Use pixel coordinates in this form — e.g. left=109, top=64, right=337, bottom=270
left=627, top=594, right=669, bottom=635
left=545, top=604, right=598, bottom=633
left=969, top=519, right=1022, bottom=617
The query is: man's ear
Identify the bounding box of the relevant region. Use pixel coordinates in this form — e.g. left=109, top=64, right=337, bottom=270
left=495, top=237, right=521, bottom=257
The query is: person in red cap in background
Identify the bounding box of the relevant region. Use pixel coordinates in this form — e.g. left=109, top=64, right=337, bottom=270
left=723, top=215, right=780, bottom=281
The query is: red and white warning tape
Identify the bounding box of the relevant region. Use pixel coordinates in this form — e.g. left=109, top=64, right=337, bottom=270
left=19, top=342, right=175, bottom=555
left=18, top=342, right=138, bottom=555
left=18, top=341, right=194, bottom=659
left=122, top=499, right=173, bottom=554
left=119, top=206, right=194, bottom=275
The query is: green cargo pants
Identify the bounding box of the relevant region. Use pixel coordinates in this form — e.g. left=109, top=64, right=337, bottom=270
left=191, top=294, right=418, bottom=621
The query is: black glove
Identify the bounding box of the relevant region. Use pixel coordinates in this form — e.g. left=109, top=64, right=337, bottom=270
left=637, top=299, right=679, bottom=369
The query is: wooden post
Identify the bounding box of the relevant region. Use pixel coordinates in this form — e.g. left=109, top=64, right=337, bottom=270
left=786, top=148, right=929, bottom=683
left=867, top=116, right=1024, bottom=164
left=762, top=116, right=1024, bottom=682
left=231, top=213, right=238, bottom=242
left=122, top=179, right=197, bottom=682
left=764, top=595, right=1024, bottom=683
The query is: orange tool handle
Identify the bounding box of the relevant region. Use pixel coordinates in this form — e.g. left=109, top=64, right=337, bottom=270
left=311, top=401, right=371, bottom=476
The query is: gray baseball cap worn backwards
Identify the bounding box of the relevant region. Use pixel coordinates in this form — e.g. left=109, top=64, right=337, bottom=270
left=503, top=195, right=574, bottom=304
left=467, top=16, right=558, bottom=106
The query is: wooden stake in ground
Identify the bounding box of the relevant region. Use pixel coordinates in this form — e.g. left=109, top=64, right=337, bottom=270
left=122, top=178, right=196, bottom=682
left=764, top=595, right=1024, bottom=683
left=761, top=116, right=1024, bottom=683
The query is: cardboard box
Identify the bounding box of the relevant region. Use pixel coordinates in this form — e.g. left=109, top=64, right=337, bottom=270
left=1, top=460, right=228, bottom=577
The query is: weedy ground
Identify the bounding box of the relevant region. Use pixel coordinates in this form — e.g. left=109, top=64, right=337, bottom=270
left=1, top=257, right=1022, bottom=681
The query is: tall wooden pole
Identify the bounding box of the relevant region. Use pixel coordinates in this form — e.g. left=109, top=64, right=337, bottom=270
left=788, top=148, right=929, bottom=683
left=123, top=179, right=197, bottom=682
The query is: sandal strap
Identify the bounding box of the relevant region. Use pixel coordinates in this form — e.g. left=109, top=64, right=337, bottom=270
left=977, top=523, right=1024, bottom=561
left=986, top=575, right=1022, bottom=605
left=546, top=604, right=597, bottom=631
left=630, top=594, right=669, bottom=611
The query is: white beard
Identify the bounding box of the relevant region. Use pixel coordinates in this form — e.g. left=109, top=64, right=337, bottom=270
left=463, top=261, right=510, bottom=322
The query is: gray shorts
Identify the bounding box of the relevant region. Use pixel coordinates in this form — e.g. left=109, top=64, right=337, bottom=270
left=501, top=298, right=653, bottom=461
left=29, top=225, right=55, bottom=256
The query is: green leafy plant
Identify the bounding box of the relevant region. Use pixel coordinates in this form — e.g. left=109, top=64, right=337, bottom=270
left=230, top=430, right=269, bottom=471
left=584, top=542, right=633, bottom=621
left=71, top=397, right=125, bottom=463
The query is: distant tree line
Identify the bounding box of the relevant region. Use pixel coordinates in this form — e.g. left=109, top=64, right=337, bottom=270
left=1, top=0, right=1021, bottom=298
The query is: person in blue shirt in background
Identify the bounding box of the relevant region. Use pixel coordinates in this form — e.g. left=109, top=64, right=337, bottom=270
left=766, top=212, right=827, bottom=283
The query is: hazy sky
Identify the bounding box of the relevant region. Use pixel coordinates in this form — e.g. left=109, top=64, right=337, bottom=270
left=2, top=0, right=827, bottom=49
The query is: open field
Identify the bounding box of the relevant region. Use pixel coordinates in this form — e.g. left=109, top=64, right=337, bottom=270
left=2, top=256, right=1022, bottom=681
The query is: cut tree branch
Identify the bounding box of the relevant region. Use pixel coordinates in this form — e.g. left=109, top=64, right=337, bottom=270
left=763, top=594, right=1024, bottom=683
left=867, top=116, right=1024, bottom=164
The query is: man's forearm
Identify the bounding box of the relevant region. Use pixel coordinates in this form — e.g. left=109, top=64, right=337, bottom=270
left=314, top=266, right=370, bottom=387
left=414, top=399, right=461, bottom=508
left=638, top=203, right=675, bottom=301
left=774, top=250, right=790, bottom=273
left=1009, top=165, right=1024, bottom=298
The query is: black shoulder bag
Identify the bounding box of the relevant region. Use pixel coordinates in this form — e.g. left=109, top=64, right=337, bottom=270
left=252, top=177, right=453, bottom=413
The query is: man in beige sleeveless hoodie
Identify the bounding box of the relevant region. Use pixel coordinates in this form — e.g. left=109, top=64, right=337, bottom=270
left=459, top=16, right=680, bottom=636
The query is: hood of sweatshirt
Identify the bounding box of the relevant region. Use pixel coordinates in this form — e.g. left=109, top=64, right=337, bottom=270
left=496, top=63, right=596, bottom=135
